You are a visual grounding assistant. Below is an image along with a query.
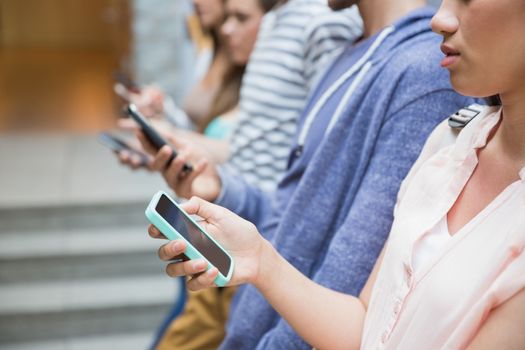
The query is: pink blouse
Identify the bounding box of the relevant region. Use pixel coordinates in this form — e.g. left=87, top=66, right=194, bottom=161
left=361, top=106, right=525, bottom=349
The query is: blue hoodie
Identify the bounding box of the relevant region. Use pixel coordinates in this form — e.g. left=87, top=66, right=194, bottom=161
left=216, top=7, right=476, bottom=349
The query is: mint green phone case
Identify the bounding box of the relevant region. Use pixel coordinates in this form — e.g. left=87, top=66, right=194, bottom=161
left=145, top=191, right=234, bottom=287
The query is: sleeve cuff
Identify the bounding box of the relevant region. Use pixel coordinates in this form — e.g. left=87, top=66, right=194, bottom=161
left=214, top=165, right=244, bottom=211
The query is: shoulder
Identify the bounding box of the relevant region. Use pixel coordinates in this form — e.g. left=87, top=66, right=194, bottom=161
left=303, top=6, right=362, bottom=44
left=274, top=0, right=329, bottom=24
left=276, top=0, right=362, bottom=39
left=375, top=32, right=472, bottom=116
left=380, top=32, right=446, bottom=90
left=408, top=104, right=492, bottom=170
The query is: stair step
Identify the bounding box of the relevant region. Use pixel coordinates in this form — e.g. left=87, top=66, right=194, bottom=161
left=0, top=225, right=166, bottom=283
left=0, top=275, right=176, bottom=314
left=0, top=251, right=164, bottom=283
left=0, top=303, right=174, bottom=344
left=0, top=275, right=182, bottom=342
left=0, top=134, right=182, bottom=345
left=0, top=201, right=151, bottom=233
left=0, top=226, right=161, bottom=259
left=1, top=331, right=155, bottom=350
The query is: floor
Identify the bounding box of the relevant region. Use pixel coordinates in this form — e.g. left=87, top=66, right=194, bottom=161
left=0, top=132, right=166, bottom=208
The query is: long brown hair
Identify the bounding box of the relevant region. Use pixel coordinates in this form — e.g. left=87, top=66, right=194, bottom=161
left=204, top=64, right=244, bottom=132
left=201, top=0, right=280, bottom=132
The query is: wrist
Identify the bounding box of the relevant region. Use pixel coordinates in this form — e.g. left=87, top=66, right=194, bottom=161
left=213, top=166, right=233, bottom=205
left=252, top=239, right=281, bottom=292
left=211, top=173, right=222, bottom=202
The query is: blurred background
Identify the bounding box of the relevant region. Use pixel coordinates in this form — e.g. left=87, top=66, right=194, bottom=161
left=0, top=1, right=442, bottom=349
left=0, top=0, right=194, bottom=349
left=0, top=0, right=195, bottom=131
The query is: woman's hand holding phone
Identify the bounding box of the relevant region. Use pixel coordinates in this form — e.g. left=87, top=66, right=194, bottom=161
left=117, top=148, right=153, bottom=170
left=137, top=131, right=222, bottom=201
left=150, top=196, right=273, bottom=290
left=98, top=132, right=153, bottom=170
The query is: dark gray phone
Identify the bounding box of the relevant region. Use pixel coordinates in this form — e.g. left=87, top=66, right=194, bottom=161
left=126, top=104, right=192, bottom=173
left=98, top=132, right=149, bottom=166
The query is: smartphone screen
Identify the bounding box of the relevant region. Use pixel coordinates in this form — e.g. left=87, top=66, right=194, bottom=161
left=156, top=194, right=231, bottom=276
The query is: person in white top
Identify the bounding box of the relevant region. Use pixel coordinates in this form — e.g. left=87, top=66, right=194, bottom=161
left=147, top=0, right=525, bottom=348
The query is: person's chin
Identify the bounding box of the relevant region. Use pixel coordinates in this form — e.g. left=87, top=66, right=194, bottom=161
left=232, top=54, right=248, bottom=66
left=449, top=73, right=483, bottom=99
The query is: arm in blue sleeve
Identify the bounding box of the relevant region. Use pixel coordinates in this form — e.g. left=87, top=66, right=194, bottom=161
left=215, top=166, right=275, bottom=230
left=254, top=90, right=475, bottom=349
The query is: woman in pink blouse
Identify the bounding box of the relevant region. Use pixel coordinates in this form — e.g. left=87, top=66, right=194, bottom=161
left=149, top=0, right=525, bottom=348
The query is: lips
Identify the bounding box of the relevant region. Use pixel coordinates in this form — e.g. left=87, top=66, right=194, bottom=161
left=440, top=44, right=460, bottom=68
left=228, top=41, right=238, bottom=51
left=440, top=44, right=460, bottom=56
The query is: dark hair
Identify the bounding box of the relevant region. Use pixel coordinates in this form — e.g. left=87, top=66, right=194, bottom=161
left=205, top=65, right=245, bottom=132
left=484, top=95, right=501, bottom=106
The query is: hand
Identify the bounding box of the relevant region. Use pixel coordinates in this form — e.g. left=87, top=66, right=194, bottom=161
left=117, top=115, right=175, bottom=135
left=149, top=197, right=269, bottom=290
left=138, top=131, right=222, bottom=201
left=122, top=85, right=164, bottom=118
left=117, top=148, right=153, bottom=170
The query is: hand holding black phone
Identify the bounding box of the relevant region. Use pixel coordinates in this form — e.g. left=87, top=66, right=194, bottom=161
left=126, top=104, right=193, bottom=173
left=98, top=132, right=150, bottom=167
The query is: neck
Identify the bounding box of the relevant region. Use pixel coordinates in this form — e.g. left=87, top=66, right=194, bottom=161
left=358, top=0, right=426, bottom=38
left=496, top=91, right=525, bottom=163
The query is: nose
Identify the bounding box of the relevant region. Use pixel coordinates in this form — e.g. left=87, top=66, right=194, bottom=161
left=221, top=17, right=235, bottom=37
left=430, top=0, right=459, bottom=37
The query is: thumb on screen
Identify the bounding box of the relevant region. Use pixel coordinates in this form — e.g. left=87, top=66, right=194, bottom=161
left=182, top=196, right=221, bottom=221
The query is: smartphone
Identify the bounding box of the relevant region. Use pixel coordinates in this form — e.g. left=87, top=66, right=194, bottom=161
left=146, top=191, right=234, bottom=286
left=126, top=104, right=193, bottom=173
left=98, top=132, right=150, bottom=167
left=113, top=71, right=141, bottom=93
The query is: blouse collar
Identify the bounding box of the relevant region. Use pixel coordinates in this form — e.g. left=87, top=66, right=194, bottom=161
left=453, top=106, right=525, bottom=181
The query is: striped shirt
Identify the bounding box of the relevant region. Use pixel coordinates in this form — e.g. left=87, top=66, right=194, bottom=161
left=225, top=0, right=362, bottom=191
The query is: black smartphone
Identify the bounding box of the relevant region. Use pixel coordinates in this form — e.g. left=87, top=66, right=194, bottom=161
left=126, top=104, right=192, bottom=173
left=113, top=71, right=141, bottom=93
left=98, top=132, right=150, bottom=167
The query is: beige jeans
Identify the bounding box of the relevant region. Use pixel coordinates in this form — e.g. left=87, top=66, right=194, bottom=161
left=156, top=286, right=237, bottom=350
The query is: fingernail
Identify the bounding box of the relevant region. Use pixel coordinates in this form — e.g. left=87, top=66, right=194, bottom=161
left=171, top=241, right=182, bottom=252
left=207, top=269, right=215, bottom=276
left=193, top=260, right=205, bottom=270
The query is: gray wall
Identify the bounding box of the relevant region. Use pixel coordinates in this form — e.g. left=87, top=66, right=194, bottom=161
left=131, top=0, right=195, bottom=104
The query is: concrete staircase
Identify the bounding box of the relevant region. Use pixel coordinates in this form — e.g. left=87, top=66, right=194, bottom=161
left=0, top=134, right=181, bottom=349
